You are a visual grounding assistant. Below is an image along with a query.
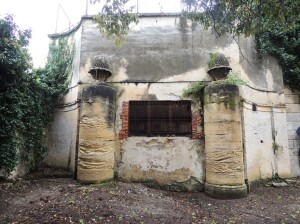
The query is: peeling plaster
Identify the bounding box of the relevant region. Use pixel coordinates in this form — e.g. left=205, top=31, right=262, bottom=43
left=46, top=15, right=297, bottom=186
left=118, top=137, right=205, bottom=184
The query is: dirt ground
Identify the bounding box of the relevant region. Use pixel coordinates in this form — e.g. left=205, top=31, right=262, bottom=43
left=0, top=170, right=300, bottom=224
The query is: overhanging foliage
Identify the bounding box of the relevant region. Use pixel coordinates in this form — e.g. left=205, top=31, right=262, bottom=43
left=0, top=15, right=75, bottom=177
left=182, top=0, right=300, bottom=36
left=256, top=24, right=300, bottom=90
left=92, top=0, right=138, bottom=46
left=182, top=0, right=300, bottom=90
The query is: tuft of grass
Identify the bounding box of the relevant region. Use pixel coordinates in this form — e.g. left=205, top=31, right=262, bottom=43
left=182, top=71, right=247, bottom=99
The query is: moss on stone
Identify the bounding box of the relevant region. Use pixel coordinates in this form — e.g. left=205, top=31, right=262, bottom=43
left=204, top=84, right=240, bottom=110
left=205, top=182, right=248, bottom=199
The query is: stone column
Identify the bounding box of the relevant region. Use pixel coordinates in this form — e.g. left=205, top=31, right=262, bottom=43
left=204, top=84, right=247, bottom=198
left=77, top=84, right=116, bottom=183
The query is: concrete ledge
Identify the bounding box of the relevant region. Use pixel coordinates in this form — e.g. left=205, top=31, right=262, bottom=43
left=205, top=182, right=248, bottom=199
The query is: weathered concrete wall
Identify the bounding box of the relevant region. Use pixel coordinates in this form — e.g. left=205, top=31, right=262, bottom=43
left=47, top=28, right=82, bottom=173
left=118, top=137, right=204, bottom=188
left=75, top=15, right=209, bottom=185
left=285, top=88, right=300, bottom=177
left=77, top=15, right=292, bottom=184
left=46, top=14, right=294, bottom=187
left=241, top=84, right=291, bottom=181
left=47, top=104, right=78, bottom=170
left=79, top=16, right=232, bottom=83
left=237, top=39, right=284, bottom=92
left=230, top=38, right=290, bottom=181
left=243, top=102, right=291, bottom=180
left=77, top=84, right=116, bottom=183
left=114, top=81, right=205, bottom=189
left=236, top=36, right=292, bottom=181
left=204, top=84, right=247, bottom=198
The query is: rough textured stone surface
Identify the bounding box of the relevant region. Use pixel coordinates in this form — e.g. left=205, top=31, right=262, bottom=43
left=205, top=182, right=248, bottom=199
left=77, top=84, right=116, bottom=183
left=204, top=84, right=247, bottom=198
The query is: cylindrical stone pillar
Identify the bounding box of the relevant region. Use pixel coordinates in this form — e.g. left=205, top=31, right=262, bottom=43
left=77, top=84, right=116, bottom=183
left=204, top=84, right=247, bottom=198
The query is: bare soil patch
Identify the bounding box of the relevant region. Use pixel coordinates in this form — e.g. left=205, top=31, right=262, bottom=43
left=0, top=170, right=299, bottom=224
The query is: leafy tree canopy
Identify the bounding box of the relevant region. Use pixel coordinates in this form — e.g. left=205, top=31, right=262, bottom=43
left=182, top=0, right=300, bottom=36
left=256, top=23, right=300, bottom=90
left=91, top=0, right=138, bottom=46
left=91, top=0, right=300, bottom=37
left=181, top=0, right=300, bottom=90
left=0, top=15, right=74, bottom=177
left=0, top=15, right=32, bottom=85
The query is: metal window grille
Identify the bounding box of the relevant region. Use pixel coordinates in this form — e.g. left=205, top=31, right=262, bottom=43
left=128, top=100, right=192, bottom=136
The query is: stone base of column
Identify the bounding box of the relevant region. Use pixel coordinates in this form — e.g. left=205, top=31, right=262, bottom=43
left=205, top=182, right=248, bottom=199
left=77, top=168, right=114, bottom=184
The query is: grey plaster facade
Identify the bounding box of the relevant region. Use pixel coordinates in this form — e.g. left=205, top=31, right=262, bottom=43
left=46, top=14, right=299, bottom=189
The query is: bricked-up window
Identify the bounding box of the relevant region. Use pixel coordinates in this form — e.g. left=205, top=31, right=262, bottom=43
left=129, top=101, right=192, bottom=136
